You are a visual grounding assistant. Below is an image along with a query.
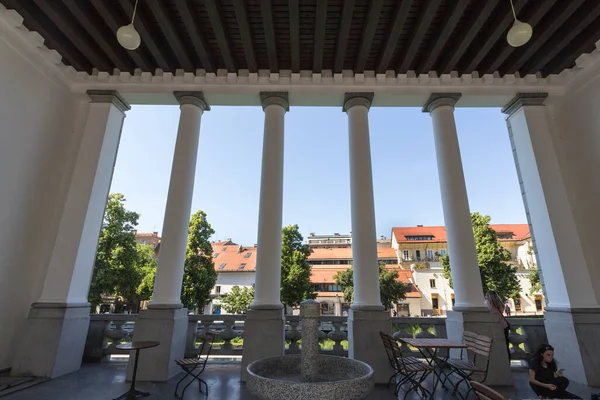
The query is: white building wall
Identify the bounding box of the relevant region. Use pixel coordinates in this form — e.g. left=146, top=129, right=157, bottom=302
left=411, top=268, right=454, bottom=315
left=212, top=272, right=256, bottom=295
left=0, top=39, right=80, bottom=369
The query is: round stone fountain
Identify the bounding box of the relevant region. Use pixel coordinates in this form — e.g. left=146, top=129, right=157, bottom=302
left=246, top=300, right=374, bottom=400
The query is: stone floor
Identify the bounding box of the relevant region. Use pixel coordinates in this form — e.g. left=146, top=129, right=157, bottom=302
left=1, top=361, right=597, bottom=400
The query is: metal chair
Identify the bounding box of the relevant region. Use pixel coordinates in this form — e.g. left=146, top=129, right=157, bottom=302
left=379, top=331, right=434, bottom=399
left=471, top=381, right=507, bottom=400
left=174, top=331, right=215, bottom=399
left=439, top=331, right=493, bottom=399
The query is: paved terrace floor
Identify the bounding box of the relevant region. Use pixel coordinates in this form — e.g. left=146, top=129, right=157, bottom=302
left=2, top=361, right=597, bottom=400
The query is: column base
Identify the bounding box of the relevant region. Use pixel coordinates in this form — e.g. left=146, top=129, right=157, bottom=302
left=446, top=310, right=512, bottom=386
left=240, top=309, right=285, bottom=382
left=11, top=303, right=90, bottom=378
left=544, top=308, right=600, bottom=387
left=347, top=309, right=393, bottom=384
left=126, top=308, right=188, bottom=382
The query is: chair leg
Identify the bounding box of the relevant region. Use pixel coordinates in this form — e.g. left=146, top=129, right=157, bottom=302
left=174, top=367, right=194, bottom=399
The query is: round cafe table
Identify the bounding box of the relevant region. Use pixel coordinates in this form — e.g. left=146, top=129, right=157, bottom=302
left=113, top=341, right=160, bottom=400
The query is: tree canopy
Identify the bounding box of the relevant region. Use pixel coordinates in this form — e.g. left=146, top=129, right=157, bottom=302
left=136, top=243, right=158, bottom=301
left=442, top=212, right=521, bottom=302
left=220, top=285, right=255, bottom=314
left=528, top=267, right=542, bottom=295
left=181, top=210, right=218, bottom=310
left=334, top=262, right=410, bottom=310
left=280, top=225, right=316, bottom=308
left=89, top=193, right=141, bottom=310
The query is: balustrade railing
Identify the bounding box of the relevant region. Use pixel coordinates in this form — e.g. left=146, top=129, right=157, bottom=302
left=83, top=313, right=547, bottom=365
left=506, top=317, right=547, bottom=363
left=84, top=314, right=137, bottom=362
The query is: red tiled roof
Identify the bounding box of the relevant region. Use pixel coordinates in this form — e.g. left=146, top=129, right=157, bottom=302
left=212, top=243, right=256, bottom=272
left=309, top=247, right=398, bottom=260
left=392, top=224, right=530, bottom=243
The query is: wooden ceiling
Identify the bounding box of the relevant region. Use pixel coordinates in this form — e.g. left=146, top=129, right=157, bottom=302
left=3, top=0, right=600, bottom=77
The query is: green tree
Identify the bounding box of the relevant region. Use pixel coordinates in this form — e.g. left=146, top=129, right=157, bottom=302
left=181, top=210, right=218, bottom=310
left=89, top=193, right=140, bottom=310
left=280, top=225, right=316, bottom=309
left=529, top=267, right=542, bottom=295
left=442, top=212, right=521, bottom=301
left=136, top=243, right=158, bottom=301
left=221, top=285, right=255, bottom=314
left=333, top=262, right=410, bottom=310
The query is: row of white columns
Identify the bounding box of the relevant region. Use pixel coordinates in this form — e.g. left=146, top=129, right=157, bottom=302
left=146, top=91, right=486, bottom=312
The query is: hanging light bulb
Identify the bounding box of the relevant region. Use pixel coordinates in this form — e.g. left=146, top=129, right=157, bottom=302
left=117, top=0, right=141, bottom=50
left=506, top=0, right=532, bottom=47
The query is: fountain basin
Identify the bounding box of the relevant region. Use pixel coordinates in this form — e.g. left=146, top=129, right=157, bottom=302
left=246, top=354, right=374, bottom=400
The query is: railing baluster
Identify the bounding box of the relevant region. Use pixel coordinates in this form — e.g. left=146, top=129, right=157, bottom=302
left=285, top=317, right=301, bottom=354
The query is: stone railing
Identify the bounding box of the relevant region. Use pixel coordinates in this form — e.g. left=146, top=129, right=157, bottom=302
left=506, top=317, right=547, bottom=362
left=285, top=316, right=348, bottom=357
left=391, top=317, right=448, bottom=358
left=83, top=314, right=138, bottom=362
left=185, top=314, right=247, bottom=357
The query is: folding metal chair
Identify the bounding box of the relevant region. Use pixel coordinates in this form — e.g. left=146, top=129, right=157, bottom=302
left=379, top=331, right=434, bottom=399
left=439, top=331, right=493, bottom=399
left=174, top=331, right=215, bottom=399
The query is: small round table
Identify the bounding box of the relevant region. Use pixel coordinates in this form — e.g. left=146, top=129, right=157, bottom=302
left=113, top=341, right=160, bottom=400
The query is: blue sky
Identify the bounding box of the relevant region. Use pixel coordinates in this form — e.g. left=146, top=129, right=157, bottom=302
left=110, top=105, right=526, bottom=245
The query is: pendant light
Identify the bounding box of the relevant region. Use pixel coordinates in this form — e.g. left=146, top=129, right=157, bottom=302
left=506, top=0, right=532, bottom=47
left=117, top=0, right=141, bottom=50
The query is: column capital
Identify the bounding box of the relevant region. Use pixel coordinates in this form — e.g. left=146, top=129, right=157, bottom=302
left=260, top=92, right=289, bottom=111
left=343, top=92, right=374, bottom=112
left=422, top=93, right=461, bottom=113
left=86, top=90, right=130, bottom=113
left=173, top=91, right=210, bottom=111
left=501, top=93, right=548, bottom=117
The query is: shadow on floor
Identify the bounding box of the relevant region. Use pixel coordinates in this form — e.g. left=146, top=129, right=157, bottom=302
left=1, top=362, right=597, bottom=400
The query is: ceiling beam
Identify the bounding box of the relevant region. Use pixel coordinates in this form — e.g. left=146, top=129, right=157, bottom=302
left=2, top=0, right=87, bottom=71
left=418, top=0, right=469, bottom=73
left=174, top=0, right=214, bottom=72
left=528, top=3, right=600, bottom=74
left=355, top=0, right=384, bottom=72
left=464, top=0, right=527, bottom=73
left=289, top=0, right=300, bottom=72
left=260, top=0, right=278, bottom=72
left=313, top=0, right=328, bottom=72
left=233, top=0, right=256, bottom=71
left=398, top=0, right=440, bottom=73
left=333, top=0, right=355, bottom=72
left=33, top=0, right=111, bottom=71
left=205, top=0, right=236, bottom=72
left=505, top=0, right=583, bottom=73
left=376, top=0, right=413, bottom=73
left=119, top=0, right=170, bottom=71
left=63, top=0, right=130, bottom=72
left=89, top=0, right=151, bottom=71
left=550, top=24, right=600, bottom=74
left=439, top=0, right=498, bottom=74
left=145, top=0, right=193, bottom=71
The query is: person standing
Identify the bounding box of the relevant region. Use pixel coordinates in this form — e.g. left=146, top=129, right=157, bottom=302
left=485, top=290, right=511, bottom=361
left=529, top=344, right=582, bottom=399
left=504, top=303, right=511, bottom=316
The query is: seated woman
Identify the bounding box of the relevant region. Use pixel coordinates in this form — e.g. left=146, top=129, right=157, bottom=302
left=529, top=344, right=582, bottom=399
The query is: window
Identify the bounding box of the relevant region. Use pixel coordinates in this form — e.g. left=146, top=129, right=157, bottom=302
left=514, top=298, right=522, bottom=311
left=403, top=250, right=410, bottom=260
left=222, top=247, right=226, bottom=251
left=432, top=295, right=439, bottom=310
left=534, top=295, right=543, bottom=311
left=406, top=236, right=434, bottom=241
left=429, top=279, right=436, bottom=288
left=215, top=286, right=221, bottom=294
left=440, top=249, right=447, bottom=256
left=218, top=263, right=226, bottom=270
left=427, top=249, right=434, bottom=259
left=415, top=250, right=422, bottom=260
left=213, top=253, right=219, bottom=258
left=238, top=263, right=246, bottom=270
left=212, top=304, right=221, bottom=315
left=451, top=295, right=455, bottom=307
left=244, top=252, right=252, bottom=258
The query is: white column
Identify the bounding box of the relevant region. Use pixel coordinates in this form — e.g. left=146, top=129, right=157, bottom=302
left=344, top=94, right=383, bottom=310
left=251, top=93, right=288, bottom=309
left=150, top=92, right=208, bottom=308
left=37, top=91, right=130, bottom=305
left=423, top=94, right=485, bottom=310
